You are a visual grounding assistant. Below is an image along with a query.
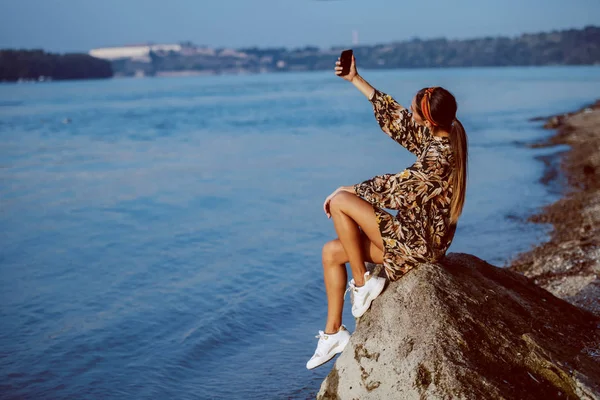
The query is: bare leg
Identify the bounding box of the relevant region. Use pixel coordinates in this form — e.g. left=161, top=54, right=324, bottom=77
left=329, top=191, right=385, bottom=287
left=322, top=235, right=384, bottom=333
left=321, top=240, right=348, bottom=334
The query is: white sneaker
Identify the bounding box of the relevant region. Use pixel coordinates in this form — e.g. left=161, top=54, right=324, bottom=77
left=346, top=271, right=386, bottom=318
left=306, top=325, right=351, bottom=370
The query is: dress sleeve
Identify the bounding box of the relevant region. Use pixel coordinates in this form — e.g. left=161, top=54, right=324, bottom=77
left=353, top=145, right=446, bottom=210
left=370, top=89, right=428, bottom=156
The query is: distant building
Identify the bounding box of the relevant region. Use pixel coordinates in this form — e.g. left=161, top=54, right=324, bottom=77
left=217, top=48, right=248, bottom=58
left=89, top=44, right=182, bottom=60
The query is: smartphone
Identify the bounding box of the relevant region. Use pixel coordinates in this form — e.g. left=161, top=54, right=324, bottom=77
left=340, top=49, right=353, bottom=76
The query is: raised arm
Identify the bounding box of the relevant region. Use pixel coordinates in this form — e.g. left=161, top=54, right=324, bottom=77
left=349, top=73, right=376, bottom=100
left=368, top=90, right=426, bottom=156
left=335, top=54, right=427, bottom=156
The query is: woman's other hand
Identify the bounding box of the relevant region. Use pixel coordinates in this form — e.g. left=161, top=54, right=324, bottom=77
left=323, top=186, right=354, bottom=218
left=334, top=54, right=357, bottom=82
left=323, top=190, right=338, bottom=218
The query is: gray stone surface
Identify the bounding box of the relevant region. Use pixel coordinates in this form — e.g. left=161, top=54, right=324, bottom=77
left=317, top=253, right=600, bottom=400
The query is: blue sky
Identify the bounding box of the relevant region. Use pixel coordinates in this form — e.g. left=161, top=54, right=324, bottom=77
left=0, top=0, right=598, bottom=52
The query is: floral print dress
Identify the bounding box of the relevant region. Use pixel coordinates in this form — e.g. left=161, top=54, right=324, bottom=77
left=353, top=89, right=457, bottom=281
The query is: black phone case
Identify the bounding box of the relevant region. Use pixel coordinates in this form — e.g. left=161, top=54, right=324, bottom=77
left=340, top=49, right=353, bottom=76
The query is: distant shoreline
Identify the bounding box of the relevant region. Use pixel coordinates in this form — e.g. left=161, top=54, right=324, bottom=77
left=108, top=26, right=600, bottom=77
left=0, top=49, right=112, bottom=83
left=6, top=25, right=597, bottom=82
left=110, top=26, right=600, bottom=78
left=509, top=99, right=600, bottom=317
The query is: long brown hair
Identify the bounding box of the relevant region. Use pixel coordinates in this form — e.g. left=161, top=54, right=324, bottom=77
left=415, top=87, right=468, bottom=225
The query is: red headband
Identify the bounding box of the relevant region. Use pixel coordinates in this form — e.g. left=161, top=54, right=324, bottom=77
left=420, top=87, right=439, bottom=127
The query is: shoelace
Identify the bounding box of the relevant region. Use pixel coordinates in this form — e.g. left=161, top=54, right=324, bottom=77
left=343, top=281, right=356, bottom=300
left=343, top=271, right=371, bottom=300
left=312, top=330, right=329, bottom=357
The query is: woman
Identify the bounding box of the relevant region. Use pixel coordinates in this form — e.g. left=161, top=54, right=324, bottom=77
left=306, top=54, right=468, bottom=370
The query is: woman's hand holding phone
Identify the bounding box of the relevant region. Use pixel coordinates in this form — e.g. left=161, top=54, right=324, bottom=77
left=334, top=50, right=357, bottom=82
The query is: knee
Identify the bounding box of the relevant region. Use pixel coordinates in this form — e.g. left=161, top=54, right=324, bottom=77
left=329, top=191, right=353, bottom=213
left=322, top=240, right=345, bottom=266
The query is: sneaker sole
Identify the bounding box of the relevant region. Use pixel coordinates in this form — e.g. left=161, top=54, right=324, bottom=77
left=306, top=337, right=350, bottom=370
left=352, top=278, right=386, bottom=318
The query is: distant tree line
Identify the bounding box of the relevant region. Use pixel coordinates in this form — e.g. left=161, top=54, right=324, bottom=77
left=2, top=26, right=598, bottom=81
left=0, top=50, right=113, bottom=82
left=253, top=25, right=600, bottom=71
left=114, top=25, right=600, bottom=76
left=349, top=26, right=600, bottom=69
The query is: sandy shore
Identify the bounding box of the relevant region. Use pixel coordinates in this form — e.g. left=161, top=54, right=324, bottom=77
left=509, top=100, right=600, bottom=317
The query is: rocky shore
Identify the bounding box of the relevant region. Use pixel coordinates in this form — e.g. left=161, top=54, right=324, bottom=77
left=509, top=100, right=600, bottom=317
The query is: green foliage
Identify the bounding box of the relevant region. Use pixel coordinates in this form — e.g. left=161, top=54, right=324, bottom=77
left=0, top=50, right=113, bottom=82
left=4, top=26, right=597, bottom=81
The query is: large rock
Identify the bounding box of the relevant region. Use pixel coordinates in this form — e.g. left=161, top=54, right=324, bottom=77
left=317, top=253, right=600, bottom=400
